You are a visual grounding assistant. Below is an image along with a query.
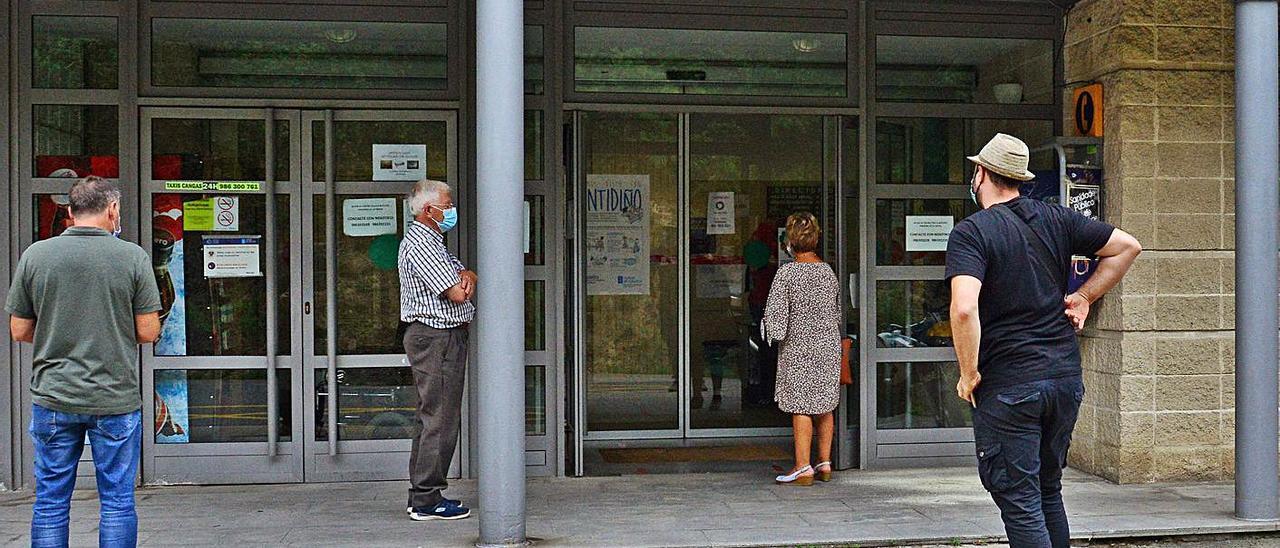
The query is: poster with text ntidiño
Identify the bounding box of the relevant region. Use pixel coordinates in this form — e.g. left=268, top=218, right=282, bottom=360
left=585, top=174, right=650, bottom=295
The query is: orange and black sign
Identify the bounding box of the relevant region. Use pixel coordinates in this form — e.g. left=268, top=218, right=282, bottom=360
left=1073, top=84, right=1104, bottom=137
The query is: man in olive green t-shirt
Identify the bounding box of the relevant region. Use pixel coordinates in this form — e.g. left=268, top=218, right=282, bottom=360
left=6, top=176, right=161, bottom=548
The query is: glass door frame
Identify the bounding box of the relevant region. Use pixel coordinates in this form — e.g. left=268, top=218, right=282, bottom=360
left=299, top=109, right=461, bottom=483
left=570, top=107, right=853, bottom=465
left=139, top=106, right=306, bottom=484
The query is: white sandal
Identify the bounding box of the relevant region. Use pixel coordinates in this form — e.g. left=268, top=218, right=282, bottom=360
left=814, top=461, right=832, bottom=482
left=775, top=465, right=814, bottom=486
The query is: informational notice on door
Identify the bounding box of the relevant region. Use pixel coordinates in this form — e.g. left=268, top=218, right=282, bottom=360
left=905, top=215, right=954, bottom=252
left=707, top=191, right=736, bottom=235
left=203, top=236, right=262, bottom=278
left=372, top=144, right=427, bottom=181
left=1067, top=183, right=1102, bottom=221
left=163, top=181, right=261, bottom=192
left=585, top=174, right=650, bottom=295
left=182, top=197, right=239, bottom=232
left=342, top=197, right=398, bottom=237
left=695, top=264, right=746, bottom=298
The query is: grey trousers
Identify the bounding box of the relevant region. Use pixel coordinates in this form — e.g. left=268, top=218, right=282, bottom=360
left=404, top=322, right=469, bottom=509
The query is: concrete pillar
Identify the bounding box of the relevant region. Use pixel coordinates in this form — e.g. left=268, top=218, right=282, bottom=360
left=474, top=0, right=526, bottom=545
left=1233, top=0, right=1280, bottom=522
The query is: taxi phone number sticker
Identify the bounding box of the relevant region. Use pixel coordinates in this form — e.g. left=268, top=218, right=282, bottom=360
left=163, top=181, right=262, bottom=192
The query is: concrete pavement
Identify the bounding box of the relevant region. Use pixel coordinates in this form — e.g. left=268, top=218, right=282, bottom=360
left=0, top=466, right=1272, bottom=547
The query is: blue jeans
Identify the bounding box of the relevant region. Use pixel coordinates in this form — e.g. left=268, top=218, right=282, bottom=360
left=972, top=378, right=1084, bottom=548
left=29, top=404, right=142, bottom=548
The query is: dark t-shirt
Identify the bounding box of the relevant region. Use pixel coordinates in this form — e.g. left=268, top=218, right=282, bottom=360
left=944, top=197, right=1114, bottom=398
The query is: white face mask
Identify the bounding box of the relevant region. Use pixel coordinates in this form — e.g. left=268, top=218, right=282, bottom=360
left=110, top=203, right=122, bottom=237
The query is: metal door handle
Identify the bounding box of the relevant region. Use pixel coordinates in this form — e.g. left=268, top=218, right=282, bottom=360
left=304, top=301, right=311, bottom=315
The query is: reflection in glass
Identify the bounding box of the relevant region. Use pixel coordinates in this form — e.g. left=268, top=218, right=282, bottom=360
left=316, top=368, right=416, bottom=441
left=151, top=119, right=291, bottom=181
left=876, top=281, right=951, bottom=348
left=524, top=195, right=545, bottom=265
left=575, top=27, right=846, bottom=97
left=150, top=193, right=291, bottom=357
left=841, top=116, right=862, bottom=432
left=33, top=195, right=74, bottom=241
left=312, top=120, right=448, bottom=182
left=876, top=118, right=1054, bottom=185
left=687, top=113, right=826, bottom=429
left=526, top=111, right=543, bottom=180
left=152, top=19, right=447, bottom=90
left=314, top=195, right=406, bottom=356
left=525, top=26, right=544, bottom=94
left=877, top=362, right=972, bottom=429
left=34, top=16, right=118, bottom=89
left=583, top=112, right=679, bottom=432
left=526, top=366, right=546, bottom=435
left=876, top=36, right=1053, bottom=104
left=876, top=199, right=976, bottom=266
left=34, top=105, right=119, bottom=178
left=154, top=369, right=292, bottom=443
left=526, top=281, right=545, bottom=351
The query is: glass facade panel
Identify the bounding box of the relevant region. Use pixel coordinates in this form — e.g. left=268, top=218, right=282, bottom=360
left=315, top=367, right=416, bottom=441
left=313, top=194, right=407, bottom=356
left=34, top=105, right=118, bottom=178
left=877, top=362, right=972, bottom=429
left=153, top=369, right=292, bottom=443
left=152, top=19, right=447, bottom=90
left=526, top=110, right=543, bottom=180
left=575, top=27, right=847, bottom=97
left=876, top=280, right=951, bottom=349
left=875, top=199, right=976, bottom=266
left=525, top=195, right=544, bottom=265
left=33, top=16, right=118, bottom=89
left=150, top=193, right=291, bottom=356
left=312, top=120, right=448, bottom=182
left=526, top=280, right=545, bottom=351
left=526, top=26, right=544, bottom=95
left=151, top=119, right=291, bottom=181
left=876, top=36, right=1053, bottom=104
left=875, top=118, right=1054, bottom=185
left=526, top=365, right=546, bottom=435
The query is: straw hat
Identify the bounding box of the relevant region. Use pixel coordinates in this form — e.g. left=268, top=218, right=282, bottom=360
left=967, top=133, right=1036, bottom=181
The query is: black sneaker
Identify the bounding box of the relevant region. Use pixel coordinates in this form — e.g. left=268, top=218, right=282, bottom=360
left=407, top=498, right=461, bottom=514
left=409, top=500, right=471, bottom=521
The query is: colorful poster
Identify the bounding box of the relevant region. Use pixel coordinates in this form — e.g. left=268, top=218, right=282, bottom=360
left=905, top=215, right=954, bottom=252
left=372, top=144, right=427, bottom=181
left=342, top=197, right=398, bottom=237
left=202, top=236, right=262, bottom=278
left=585, top=174, right=650, bottom=295
left=154, top=369, right=189, bottom=444
left=695, top=264, right=746, bottom=298
left=707, top=192, right=736, bottom=235
left=153, top=195, right=187, bottom=356
left=183, top=197, right=239, bottom=232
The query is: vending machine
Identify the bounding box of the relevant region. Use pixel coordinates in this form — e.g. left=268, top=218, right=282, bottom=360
left=1028, top=137, right=1104, bottom=293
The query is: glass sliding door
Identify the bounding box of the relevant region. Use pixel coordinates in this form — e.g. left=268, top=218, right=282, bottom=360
left=578, top=111, right=681, bottom=436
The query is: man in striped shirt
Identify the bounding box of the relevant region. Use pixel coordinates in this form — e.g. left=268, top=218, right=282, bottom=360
left=398, top=179, right=477, bottom=521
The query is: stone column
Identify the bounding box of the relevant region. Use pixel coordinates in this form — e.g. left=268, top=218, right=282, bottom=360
left=1064, top=0, right=1238, bottom=483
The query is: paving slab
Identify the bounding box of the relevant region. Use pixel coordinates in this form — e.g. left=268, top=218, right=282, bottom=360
left=0, top=466, right=1275, bottom=547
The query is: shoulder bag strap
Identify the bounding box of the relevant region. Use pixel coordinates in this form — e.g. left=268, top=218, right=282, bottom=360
left=992, top=204, right=1066, bottom=291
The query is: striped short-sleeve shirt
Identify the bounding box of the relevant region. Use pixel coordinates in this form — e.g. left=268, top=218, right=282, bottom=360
left=398, top=220, right=475, bottom=328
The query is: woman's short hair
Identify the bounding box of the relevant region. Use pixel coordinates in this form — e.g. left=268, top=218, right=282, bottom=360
left=785, top=212, right=821, bottom=254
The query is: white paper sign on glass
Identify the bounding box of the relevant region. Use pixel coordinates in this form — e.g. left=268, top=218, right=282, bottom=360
left=372, top=144, right=427, bottom=181
left=585, top=174, right=651, bottom=295
left=905, top=215, right=954, bottom=252
left=706, top=191, right=735, bottom=235
left=213, top=196, right=239, bottom=231
left=202, top=236, right=262, bottom=278
left=695, top=264, right=746, bottom=298
left=342, top=197, right=399, bottom=237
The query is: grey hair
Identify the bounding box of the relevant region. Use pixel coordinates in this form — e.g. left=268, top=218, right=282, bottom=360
left=68, top=176, right=122, bottom=216
left=407, top=179, right=452, bottom=216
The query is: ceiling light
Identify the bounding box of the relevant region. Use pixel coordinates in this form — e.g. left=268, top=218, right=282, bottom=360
left=792, top=38, right=820, bottom=53
left=324, top=29, right=357, bottom=44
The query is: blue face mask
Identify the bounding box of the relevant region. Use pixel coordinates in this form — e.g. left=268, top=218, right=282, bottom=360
left=433, top=205, right=458, bottom=233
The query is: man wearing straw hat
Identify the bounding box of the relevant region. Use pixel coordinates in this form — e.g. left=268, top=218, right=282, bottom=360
left=945, top=134, right=1142, bottom=547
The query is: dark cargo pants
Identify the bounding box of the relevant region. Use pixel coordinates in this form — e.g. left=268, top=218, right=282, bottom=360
left=973, top=377, right=1085, bottom=548
left=405, top=322, right=469, bottom=509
